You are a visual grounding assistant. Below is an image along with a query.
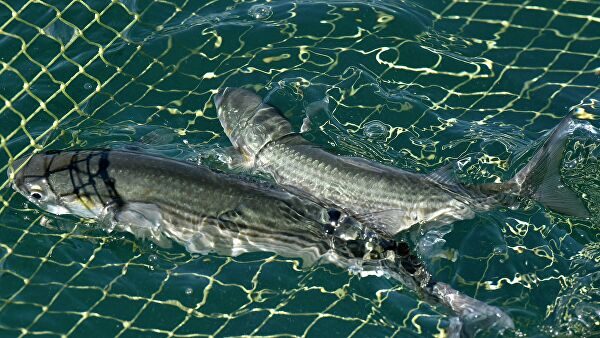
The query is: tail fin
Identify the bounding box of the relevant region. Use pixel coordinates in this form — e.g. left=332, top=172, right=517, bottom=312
left=384, top=258, right=514, bottom=336
left=509, top=113, right=590, bottom=218
left=431, top=282, right=515, bottom=336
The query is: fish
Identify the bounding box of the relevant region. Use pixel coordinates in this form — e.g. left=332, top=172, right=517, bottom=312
left=9, top=149, right=514, bottom=335
left=214, top=87, right=591, bottom=236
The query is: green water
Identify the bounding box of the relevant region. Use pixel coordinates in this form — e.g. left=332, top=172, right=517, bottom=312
left=0, top=0, right=599, bottom=337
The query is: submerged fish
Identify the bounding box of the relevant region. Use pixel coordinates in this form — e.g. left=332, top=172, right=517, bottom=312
left=10, top=149, right=513, bottom=334
left=215, top=87, right=590, bottom=236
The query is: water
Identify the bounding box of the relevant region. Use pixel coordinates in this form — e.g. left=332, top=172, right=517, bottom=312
left=0, top=0, right=599, bottom=337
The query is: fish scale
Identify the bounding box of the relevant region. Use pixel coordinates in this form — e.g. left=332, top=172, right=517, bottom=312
left=258, top=139, right=469, bottom=234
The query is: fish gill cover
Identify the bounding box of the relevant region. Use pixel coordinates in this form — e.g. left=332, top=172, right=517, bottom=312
left=0, top=0, right=599, bottom=337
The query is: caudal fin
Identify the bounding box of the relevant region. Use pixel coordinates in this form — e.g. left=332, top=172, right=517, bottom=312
left=431, top=282, right=515, bottom=336
left=384, top=256, right=514, bottom=336
left=509, top=113, right=590, bottom=218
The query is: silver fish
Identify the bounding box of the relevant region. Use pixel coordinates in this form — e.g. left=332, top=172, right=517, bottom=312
left=10, top=149, right=513, bottom=334
left=214, top=87, right=590, bottom=236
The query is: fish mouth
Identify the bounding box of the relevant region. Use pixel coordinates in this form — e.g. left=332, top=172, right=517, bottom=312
left=7, top=156, right=28, bottom=192
left=213, top=87, right=229, bottom=108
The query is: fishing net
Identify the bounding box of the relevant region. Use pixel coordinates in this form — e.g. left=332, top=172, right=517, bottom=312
left=1, top=0, right=599, bottom=337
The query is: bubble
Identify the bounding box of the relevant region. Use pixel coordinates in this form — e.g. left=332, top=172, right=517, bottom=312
left=363, top=120, right=389, bottom=139
left=148, top=254, right=158, bottom=263
left=493, top=245, right=507, bottom=255
left=83, top=82, right=93, bottom=90
left=248, top=4, right=272, bottom=20
left=185, top=287, right=193, bottom=295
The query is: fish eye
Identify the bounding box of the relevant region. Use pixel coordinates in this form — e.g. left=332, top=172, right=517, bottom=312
left=27, top=184, right=46, bottom=201
left=29, top=189, right=44, bottom=201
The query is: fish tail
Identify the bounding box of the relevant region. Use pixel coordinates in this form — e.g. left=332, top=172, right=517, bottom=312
left=506, top=112, right=590, bottom=218
left=384, top=253, right=513, bottom=335
left=429, top=281, right=515, bottom=336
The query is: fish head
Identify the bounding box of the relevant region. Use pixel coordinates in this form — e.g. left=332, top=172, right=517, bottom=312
left=214, top=87, right=294, bottom=160
left=8, top=151, right=111, bottom=218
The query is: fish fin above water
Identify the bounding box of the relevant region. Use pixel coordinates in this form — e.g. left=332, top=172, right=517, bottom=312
left=300, top=96, right=330, bottom=133
left=425, top=162, right=472, bottom=199
left=427, top=162, right=457, bottom=187
left=300, top=116, right=312, bottom=133
left=527, top=170, right=589, bottom=217
left=113, top=202, right=172, bottom=248
left=508, top=113, right=590, bottom=218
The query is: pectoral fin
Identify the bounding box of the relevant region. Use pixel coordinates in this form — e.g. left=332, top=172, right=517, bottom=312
left=301, top=96, right=330, bottom=133
left=114, top=202, right=172, bottom=248
left=300, top=116, right=312, bottom=133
